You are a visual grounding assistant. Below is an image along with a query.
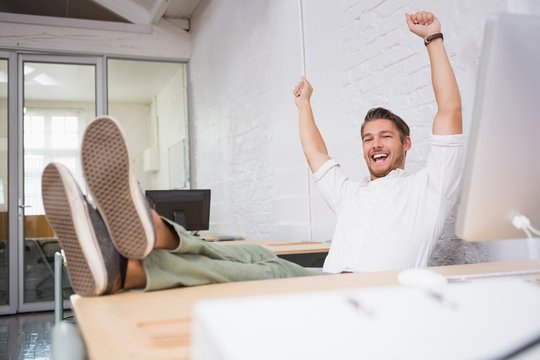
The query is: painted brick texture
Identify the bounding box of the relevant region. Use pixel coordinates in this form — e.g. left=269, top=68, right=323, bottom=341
left=189, top=0, right=537, bottom=265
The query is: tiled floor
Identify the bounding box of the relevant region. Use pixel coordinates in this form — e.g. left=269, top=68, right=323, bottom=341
left=0, top=238, right=76, bottom=359
left=0, top=311, right=75, bottom=360
left=0, top=311, right=54, bottom=360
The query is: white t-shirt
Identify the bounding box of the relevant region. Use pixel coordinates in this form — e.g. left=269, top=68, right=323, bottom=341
left=314, top=134, right=464, bottom=273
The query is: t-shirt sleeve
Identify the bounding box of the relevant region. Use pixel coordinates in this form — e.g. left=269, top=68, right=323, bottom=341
left=426, top=134, right=464, bottom=201
left=312, top=159, right=351, bottom=213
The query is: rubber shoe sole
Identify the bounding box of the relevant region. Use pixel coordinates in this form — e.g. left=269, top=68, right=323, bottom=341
left=42, top=163, right=108, bottom=296
left=81, top=116, right=155, bottom=259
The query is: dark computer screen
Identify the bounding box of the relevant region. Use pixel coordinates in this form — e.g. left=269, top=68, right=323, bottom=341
left=145, top=189, right=211, bottom=232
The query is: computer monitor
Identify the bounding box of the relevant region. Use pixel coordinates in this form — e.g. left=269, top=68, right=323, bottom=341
left=145, top=189, right=211, bottom=232
left=455, top=13, right=540, bottom=241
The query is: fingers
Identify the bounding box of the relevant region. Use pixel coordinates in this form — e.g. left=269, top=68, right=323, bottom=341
left=293, top=79, right=304, bottom=97
left=293, top=77, right=311, bottom=98
left=408, top=11, right=435, bottom=26
left=405, top=13, right=415, bottom=29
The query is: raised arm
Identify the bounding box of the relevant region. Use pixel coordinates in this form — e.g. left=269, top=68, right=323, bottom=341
left=293, top=77, right=331, bottom=172
left=406, top=11, right=463, bottom=135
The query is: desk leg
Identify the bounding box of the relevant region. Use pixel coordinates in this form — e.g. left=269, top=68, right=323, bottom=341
left=52, top=322, right=85, bottom=360
left=55, top=251, right=64, bottom=324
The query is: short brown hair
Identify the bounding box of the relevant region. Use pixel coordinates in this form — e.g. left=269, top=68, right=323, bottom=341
left=361, top=107, right=410, bottom=143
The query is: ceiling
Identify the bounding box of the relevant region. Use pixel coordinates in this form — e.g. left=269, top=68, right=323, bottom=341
left=0, top=0, right=199, bottom=102
left=0, top=0, right=201, bottom=29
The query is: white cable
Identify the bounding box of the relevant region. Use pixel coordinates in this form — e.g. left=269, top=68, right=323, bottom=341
left=512, top=214, right=539, bottom=260
left=525, top=229, right=539, bottom=260
left=298, top=0, right=312, bottom=242
left=511, top=214, right=530, bottom=230
left=528, top=224, right=540, bottom=236
left=298, top=0, right=306, bottom=77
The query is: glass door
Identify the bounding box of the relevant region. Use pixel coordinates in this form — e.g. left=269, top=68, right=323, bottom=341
left=0, top=55, right=10, bottom=312
left=19, top=55, right=103, bottom=311
left=0, top=53, right=187, bottom=314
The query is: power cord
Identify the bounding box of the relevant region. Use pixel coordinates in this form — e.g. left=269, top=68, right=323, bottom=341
left=512, top=214, right=540, bottom=237
left=512, top=214, right=540, bottom=259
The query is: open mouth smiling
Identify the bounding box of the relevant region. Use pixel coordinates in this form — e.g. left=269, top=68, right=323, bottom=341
left=371, top=153, right=389, bottom=163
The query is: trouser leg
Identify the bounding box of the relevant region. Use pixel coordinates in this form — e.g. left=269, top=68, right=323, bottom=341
left=142, top=218, right=322, bottom=291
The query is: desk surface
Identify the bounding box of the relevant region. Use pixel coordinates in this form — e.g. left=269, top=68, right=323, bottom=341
left=223, top=240, right=330, bottom=255
left=71, top=259, right=540, bottom=360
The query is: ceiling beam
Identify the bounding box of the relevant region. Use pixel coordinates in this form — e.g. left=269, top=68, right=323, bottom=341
left=92, top=0, right=152, bottom=24
left=0, top=11, right=151, bottom=33
left=149, top=0, right=169, bottom=24
left=0, top=15, right=190, bottom=60
left=164, top=17, right=189, bottom=30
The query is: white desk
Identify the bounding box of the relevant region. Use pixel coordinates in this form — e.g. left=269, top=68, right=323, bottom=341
left=71, top=259, right=540, bottom=359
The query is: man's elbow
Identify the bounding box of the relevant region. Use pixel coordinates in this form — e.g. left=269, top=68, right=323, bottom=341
left=433, top=107, right=463, bottom=135
left=305, top=152, right=331, bottom=173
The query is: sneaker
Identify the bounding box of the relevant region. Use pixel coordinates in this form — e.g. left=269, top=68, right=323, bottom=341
left=81, top=116, right=155, bottom=259
left=42, top=162, right=127, bottom=297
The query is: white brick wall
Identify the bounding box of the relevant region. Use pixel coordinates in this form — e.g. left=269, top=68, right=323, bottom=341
left=189, top=0, right=538, bottom=265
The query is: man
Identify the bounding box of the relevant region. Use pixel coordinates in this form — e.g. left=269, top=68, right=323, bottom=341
left=293, top=11, right=463, bottom=273
left=42, top=116, right=318, bottom=297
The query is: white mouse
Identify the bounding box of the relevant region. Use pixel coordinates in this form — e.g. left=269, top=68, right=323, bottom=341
left=397, top=268, right=448, bottom=288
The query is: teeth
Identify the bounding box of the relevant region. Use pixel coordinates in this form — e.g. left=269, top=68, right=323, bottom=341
left=372, top=154, right=387, bottom=160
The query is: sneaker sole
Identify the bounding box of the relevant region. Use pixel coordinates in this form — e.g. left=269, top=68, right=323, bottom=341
left=42, top=163, right=107, bottom=296
left=81, top=116, right=155, bottom=259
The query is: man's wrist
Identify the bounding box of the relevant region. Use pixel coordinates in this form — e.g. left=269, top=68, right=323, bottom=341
left=424, top=32, right=444, bottom=46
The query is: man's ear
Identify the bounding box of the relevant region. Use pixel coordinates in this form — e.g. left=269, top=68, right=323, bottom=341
left=404, top=136, right=411, bottom=152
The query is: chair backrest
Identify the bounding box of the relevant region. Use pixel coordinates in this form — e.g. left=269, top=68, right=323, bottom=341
left=0, top=213, right=56, bottom=240
left=24, top=215, right=56, bottom=239
left=0, top=211, right=7, bottom=240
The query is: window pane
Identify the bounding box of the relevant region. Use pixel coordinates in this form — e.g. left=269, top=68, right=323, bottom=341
left=0, top=58, right=8, bottom=306
left=51, top=115, right=78, bottom=149
left=24, top=115, right=45, bottom=149
left=23, top=61, right=95, bottom=305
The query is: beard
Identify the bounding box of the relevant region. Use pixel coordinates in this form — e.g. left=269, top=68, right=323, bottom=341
left=367, top=148, right=407, bottom=180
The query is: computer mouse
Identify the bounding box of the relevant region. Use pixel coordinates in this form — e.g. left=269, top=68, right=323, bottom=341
left=397, top=268, right=448, bottom=288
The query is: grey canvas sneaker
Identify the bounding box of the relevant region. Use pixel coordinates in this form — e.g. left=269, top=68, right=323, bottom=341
left=42, top=162, right=127, bottom=297
left=81, top=116, right=155, bottom=259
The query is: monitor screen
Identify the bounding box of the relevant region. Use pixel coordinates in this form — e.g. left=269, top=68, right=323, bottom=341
left=455, top=13, right=540, bottom=241
left=145, top=189, right=211, bottom=232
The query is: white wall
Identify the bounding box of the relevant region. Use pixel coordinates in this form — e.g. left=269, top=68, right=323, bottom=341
left=151, top=67, right=190, bottom=190
left=108, top=103, right=152, bottom=188
left=189, top=1, right=309, bottom=239
left=189, top=0, right=540, bottom=265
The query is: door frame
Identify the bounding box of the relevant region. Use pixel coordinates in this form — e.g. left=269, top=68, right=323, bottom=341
left=16, top=53, right=105, bottom=313
left=0, top=50, right=188, bottom=315
left=0, top=51, right=17, bottom=315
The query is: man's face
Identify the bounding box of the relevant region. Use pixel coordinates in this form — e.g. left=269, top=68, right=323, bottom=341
left=362, top=119, right=411, bottom=180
